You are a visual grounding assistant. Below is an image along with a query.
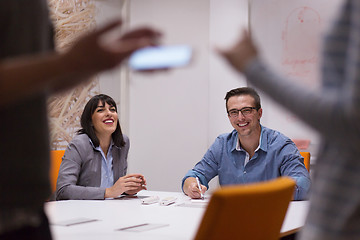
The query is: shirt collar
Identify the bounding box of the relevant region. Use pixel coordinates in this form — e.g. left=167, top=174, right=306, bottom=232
left=233, top=125, right=268, bottom=153
left=89, top=138, right=115, bottom=151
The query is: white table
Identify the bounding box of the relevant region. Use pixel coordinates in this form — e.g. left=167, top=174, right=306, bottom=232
left=280, top=200, right=309, bottom=237
left=45, top=190, right=309, bottom=240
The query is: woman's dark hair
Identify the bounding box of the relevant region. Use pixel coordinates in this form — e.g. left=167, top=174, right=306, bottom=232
left=77, top=94, right=125, bottom=147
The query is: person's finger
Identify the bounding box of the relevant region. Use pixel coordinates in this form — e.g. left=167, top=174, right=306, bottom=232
left=191, top=190, right=202, bottom=199
left=141, top=177, right=147, bottom=185
left=124, top=186, right=139, bottom=192
left=130, top=176, right=145, bottom=184
left=91, top=19, right=122, bottom=37
left=124, top=178, right=142, bottom=185
left=125, top=183, right=137, bottom=190
left=242, top=28, right=249, bottom=39
left=126, top=173, right=145, bottom=178
left=122, top=174, right=139, bottom=181
left=191, top=184, right=202, bottom=195
left=121, top=27, right=162, bottom=40
left=117, top=38, right=153, bottom=55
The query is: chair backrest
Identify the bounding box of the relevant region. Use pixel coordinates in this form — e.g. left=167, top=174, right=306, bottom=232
left=300, top=151, right=310, bottom=172
left=50, top=150, right=65, bottom=193
left=194, top=177, right=296, bottom=240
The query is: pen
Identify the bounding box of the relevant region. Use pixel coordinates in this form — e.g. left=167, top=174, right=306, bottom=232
left=117, top=223, right=149, bottom=231
left=195, top=177, right=204, bottom=199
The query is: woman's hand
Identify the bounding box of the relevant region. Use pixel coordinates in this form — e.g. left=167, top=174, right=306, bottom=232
left=105, top=173, right=147, bottom=198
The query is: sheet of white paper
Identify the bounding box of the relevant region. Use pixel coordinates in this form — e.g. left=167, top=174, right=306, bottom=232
left=175, top=202, right=207, bottom=208
left=191, top=198, right=210, bottom=203
left=51, top=217, right=99, bottom=226
left=116, top=223, right=169, bottom=232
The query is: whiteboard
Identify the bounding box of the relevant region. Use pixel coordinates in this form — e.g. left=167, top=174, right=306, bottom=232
left=249, top=0, right=343, bottom=153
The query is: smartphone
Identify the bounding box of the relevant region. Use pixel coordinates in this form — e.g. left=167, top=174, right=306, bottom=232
left=129, top=45, right=192, bottom=70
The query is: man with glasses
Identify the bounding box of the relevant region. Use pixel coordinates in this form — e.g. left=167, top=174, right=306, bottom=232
left=182, top=87, right=310, bottom=200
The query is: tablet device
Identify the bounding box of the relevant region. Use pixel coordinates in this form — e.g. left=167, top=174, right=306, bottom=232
left=129, top=45, right=192, bottom=70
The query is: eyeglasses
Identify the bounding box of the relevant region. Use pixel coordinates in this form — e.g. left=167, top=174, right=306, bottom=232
left=227, top=107, right=257, bottom=118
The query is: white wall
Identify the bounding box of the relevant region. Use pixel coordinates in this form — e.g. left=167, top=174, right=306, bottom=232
left=126, top=0, right=248, bottom=192
left=127, top=0, right=210, bottom=192
left=208, top=0, right=249, bottom=141
left=247, top=0, right=342, bottom=159
left=95, top=0, right=126, bottom=103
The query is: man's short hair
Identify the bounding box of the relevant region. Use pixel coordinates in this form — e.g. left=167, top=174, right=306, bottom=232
left=224, top=87, right=261, bottom=111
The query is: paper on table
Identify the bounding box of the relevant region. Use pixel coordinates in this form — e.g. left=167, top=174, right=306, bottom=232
left=176, top=196, right=210, bottom=208
left=51, top=217, right=99, bottom=226
left=116, top=223, right=169, bottom=232
left=114, top=195, right=149, bottom=200
left=176, top=203, right=206, bottom=208
left=191, top=197, right=210, bottom=203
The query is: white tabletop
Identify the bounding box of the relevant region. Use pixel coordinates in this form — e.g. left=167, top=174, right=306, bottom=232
left=280, top=200, right=309, bottom=237
left=45, top=190, right=309, bottom=240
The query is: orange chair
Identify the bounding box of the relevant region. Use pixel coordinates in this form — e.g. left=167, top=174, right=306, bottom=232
left=194, top=177, right=296, bottom=240
left=300, top=152, right=310, bottom=172
left=50, top=150, right=65, bottom=193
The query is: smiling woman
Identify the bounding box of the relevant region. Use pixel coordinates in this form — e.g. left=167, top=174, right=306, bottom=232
left=55, top=94, right=147, bottom=200
left=91, top=101, right=118, bottom=148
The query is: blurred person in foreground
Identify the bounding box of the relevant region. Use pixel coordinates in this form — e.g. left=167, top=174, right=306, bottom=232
left=219, top=1, right=360, bottom=239
left=0, top=1, right=161, bottom=239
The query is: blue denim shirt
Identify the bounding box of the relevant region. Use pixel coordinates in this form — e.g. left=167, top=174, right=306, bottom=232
left=182, top=125, right=311, bottom=200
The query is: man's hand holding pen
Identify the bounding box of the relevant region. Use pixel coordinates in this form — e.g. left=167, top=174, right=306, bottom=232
left=183, top=177, right=207, bottom=199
